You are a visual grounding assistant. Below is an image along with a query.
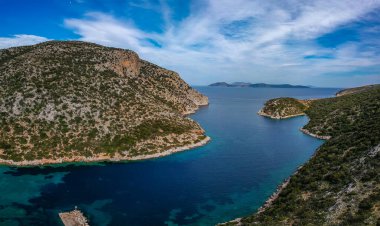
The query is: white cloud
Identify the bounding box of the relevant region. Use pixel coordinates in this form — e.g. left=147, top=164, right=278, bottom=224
left=65, top=0, right=380, bottom=84
left=2, top=0, right=379, bottom=87
left=0, top=34, right=49, bottom=49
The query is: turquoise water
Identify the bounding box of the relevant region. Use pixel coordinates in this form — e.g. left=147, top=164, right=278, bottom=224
left=0, top=87, right=338, bottom=225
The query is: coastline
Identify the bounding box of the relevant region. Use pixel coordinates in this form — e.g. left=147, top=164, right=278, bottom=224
left=0, top=101, right=210, bottom=167
left=224, top=129, right=325, bottom=225
left=257, top=110, right=305, bottom=119
left=254, top=128, right=330, bottom=214
left=256, top=178, right=291, bottom=214
left=222, top=167, right=303, bottom=226
left=257, top=109, right=331, bottom=140
left=0, top=136, right=211, bottom=167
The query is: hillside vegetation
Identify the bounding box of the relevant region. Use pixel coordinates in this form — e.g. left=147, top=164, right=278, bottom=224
left=336, top=84, right=380, bottom=97
left=0, top=41, right=208, bottom=165
left=235, top=85, right=380, bottom=225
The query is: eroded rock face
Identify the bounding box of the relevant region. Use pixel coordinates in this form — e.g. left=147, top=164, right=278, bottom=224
left=0, top=41, right=209, bottom=164
left=116, top=51, right=140, bottom=77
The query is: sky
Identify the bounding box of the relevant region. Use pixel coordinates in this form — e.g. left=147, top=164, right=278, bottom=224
left=1, top=0, right=380, bottom=87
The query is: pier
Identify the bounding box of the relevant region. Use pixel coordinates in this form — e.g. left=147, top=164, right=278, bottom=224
left=59, top=207, right=89, bottom=226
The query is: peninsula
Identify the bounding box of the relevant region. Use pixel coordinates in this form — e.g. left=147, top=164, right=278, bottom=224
left=209, top=82, right=310, bottom=88
left=227, top=84, right=380, bottom=225
left=0, top=41, right=209, bottom=166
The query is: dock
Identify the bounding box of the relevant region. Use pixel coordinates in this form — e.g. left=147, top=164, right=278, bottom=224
left=59, top=208, right=89, bottom=226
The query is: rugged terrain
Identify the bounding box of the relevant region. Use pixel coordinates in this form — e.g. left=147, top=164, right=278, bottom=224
left=228, top=85, right=380, bottom=225
left=0, top=41, right=209, bottom=165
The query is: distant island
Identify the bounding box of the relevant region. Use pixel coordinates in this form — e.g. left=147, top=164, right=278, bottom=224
left=0, top=41, right=210, bottom=166
left=225, top=84, right=380, bottom=225
left=209, top=82, right=310, bottom=88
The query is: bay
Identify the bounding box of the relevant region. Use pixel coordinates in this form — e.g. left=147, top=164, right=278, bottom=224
left=0, top=87, right=339, bottom=226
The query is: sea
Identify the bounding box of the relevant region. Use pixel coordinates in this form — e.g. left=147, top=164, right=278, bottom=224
left=0, top=87, right=339, bottom=226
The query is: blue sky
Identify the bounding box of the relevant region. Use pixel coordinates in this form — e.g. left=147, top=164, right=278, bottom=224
left=1, top=0, right=380, bottom=87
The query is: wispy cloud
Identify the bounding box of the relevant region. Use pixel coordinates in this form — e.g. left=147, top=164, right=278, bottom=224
left=1, top=0, right=379, bottom=87
left=0, top=34, right=49, bottom=49
left=63, top=0, right=380, bottom=86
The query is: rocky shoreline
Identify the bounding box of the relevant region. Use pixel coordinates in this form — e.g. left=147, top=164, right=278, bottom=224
left=258, top=108, right=331, bottom=139
left=0, top=136, right=211, bottom=167
left=257, top=110, right=305, bottom=119
left=300, top=128, right=331, bottom=140
left=183, top=102, right=209, bottom=115
left=256, top=178, right=291, bottom=214
left=0, top=100, right=210, bottom=167
left=221, top=171, right=297, bottom=226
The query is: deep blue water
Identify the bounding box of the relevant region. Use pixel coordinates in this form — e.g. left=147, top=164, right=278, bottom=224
left=0, top=87, right=339, bottom=226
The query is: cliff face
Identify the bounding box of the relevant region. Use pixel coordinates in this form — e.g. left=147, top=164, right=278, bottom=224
left=236, top=85, right=380, bottom=225
left=0, top=41, right=208, bottom=165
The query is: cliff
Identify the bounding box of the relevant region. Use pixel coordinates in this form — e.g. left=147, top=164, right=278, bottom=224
left=0, top=41, right=209, bottom=165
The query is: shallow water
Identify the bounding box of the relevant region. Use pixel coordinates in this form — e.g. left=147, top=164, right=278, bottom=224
left=0, top=87, right=339, bottom=226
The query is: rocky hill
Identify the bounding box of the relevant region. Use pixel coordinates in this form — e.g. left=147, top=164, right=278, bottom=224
left=258, top=98, right=311, bottom=119
left=0, top=41, right=209, bottom=165
left=228, top=85, right=380, bottom=225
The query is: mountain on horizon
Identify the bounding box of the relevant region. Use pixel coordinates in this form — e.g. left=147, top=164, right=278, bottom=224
left=209, top=82, right=310, bottom=88
left=230, top=82, right=251, bottom=87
